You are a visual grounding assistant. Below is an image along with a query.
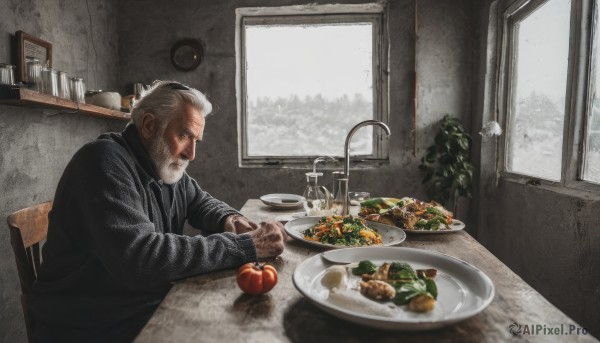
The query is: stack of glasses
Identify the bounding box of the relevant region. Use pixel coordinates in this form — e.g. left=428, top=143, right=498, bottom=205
left=26, top=58, right=85, bottom=103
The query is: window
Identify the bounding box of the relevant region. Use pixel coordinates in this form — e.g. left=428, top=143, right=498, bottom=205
left=499, top=0, right=600, bottom=187
left=583, top=1, right=600, bottom=182
left=505, top=0, right=570, bottom=181
left=236, top=5, right=388, bottom=167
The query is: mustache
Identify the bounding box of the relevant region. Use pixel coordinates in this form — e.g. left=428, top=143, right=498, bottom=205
left=171, top=158, right=189, bottom=168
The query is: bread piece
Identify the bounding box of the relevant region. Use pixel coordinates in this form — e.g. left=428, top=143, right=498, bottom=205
left=321, top=265, right=348, bottom=289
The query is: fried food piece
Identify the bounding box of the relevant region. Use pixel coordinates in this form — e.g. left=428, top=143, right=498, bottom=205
left=408, top=294, right=436, bottom=312
left=416, top=269, right=438, bottom=279
left=364, top=213, right=380, bottom=221
left=392, top=206, right=419, bottom=230
left=362, top=213, right=397, bottom=227
left=360, top=280, right=396, bottom=300
left=361, top=262, right=390, bottom=281
left=378, top=263, right=390, bottom=277
left=378, top=214, right=397, bottom=227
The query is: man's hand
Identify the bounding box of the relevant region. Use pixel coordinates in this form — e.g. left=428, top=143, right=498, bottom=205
left=249, top=221, right=287, bottom=258
left=223, top=215, right=259, bottom=234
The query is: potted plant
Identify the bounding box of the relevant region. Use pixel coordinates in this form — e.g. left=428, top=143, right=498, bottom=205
left=419, top=114, right=474, bottom=213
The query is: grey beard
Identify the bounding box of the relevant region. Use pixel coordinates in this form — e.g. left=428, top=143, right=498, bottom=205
left=147, top=134, right=189, bottom=184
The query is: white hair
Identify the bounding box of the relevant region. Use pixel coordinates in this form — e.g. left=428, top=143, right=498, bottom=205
left=130, top=80, right=213, bottom=128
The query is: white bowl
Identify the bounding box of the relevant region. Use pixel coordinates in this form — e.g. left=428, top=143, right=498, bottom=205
left=85, top=91, right=121, bottom=110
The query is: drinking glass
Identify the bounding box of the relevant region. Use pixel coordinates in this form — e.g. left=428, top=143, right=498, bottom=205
left=41, top=67, right=58, bottom=96
left=348, top=191, right=370, bottom=216
left=57, top=71, right=70, bottom=99
left=71, top=77, right=85, bottom=103
left=0, top=64, right=15, bottom=85
left=26, top=59, right=43, bottom=91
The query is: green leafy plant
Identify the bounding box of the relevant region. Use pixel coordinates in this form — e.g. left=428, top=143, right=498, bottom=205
left=419, top=114, right=474, bottom=206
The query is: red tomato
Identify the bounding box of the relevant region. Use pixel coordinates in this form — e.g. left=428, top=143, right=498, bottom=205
left=236, top=262, right=278, bottom=295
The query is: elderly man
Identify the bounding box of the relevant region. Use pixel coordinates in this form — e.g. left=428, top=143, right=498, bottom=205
left=29, top=81, right=287, bottom=342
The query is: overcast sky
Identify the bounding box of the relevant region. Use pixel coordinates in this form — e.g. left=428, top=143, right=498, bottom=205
left=516, top=0, right=570, bottom=101
left=245, top=23, right=373, bottom=101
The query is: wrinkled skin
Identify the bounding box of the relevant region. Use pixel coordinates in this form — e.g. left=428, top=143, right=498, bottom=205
left=249, top=221, right=287, bottom=258
left=223, top=215, right=259, bottom=234
left=223, top=215, right=287, bottom=258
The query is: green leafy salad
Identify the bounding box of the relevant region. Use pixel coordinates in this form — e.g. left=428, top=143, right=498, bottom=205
left=353, top=260, right=439, bottom=312
left=302, top=215, right=383, bottom=246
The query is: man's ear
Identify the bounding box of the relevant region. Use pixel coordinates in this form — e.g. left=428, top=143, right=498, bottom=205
left=140, top=112, right=157, bottom=140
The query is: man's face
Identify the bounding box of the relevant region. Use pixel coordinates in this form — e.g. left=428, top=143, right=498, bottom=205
left=147, top=104, right=205, bottom=184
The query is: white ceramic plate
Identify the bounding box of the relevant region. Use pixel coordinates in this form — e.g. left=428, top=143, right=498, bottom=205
left=284, top=216, right=406, bottom=249
left=402, top=219, right=466, bottom=234
left=260, top=193, right=305, bottom=209
left=292, top=247, right=495, bottom=331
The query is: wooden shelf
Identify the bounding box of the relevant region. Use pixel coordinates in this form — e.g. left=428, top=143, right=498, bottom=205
left=0, top=85, right=130, bottom=121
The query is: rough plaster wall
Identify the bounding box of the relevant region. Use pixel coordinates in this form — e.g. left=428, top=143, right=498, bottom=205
left=477, top=182, right=600, bottom=336
left=0, top=0, right=123, bottom=342
left=117, top=0, right=475, bottom=219
left=473, top=0, right=600, bottom=337
left=415, top=0, right=475, bottom=221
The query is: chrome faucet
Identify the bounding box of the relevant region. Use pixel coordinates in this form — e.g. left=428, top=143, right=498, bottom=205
left=340, top=120, right=391, bottom=215
left=312, top=156, right=337, bottom=173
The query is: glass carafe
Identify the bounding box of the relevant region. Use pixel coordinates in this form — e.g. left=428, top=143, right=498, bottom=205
left=331, top=172, right=348, bottom=215
left=302, top=172, right=331, bottom=216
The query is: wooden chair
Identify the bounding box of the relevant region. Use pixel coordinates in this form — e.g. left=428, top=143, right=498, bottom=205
left=7, top=200, right=53, bottom=343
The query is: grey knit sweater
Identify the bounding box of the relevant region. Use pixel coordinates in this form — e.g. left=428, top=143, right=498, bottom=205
left=29, top=124, right=256, bottom=342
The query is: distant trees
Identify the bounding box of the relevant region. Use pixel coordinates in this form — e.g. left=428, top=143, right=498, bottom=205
left=508, top=92, right=564, bottom=178
left=247, top=93, right=372, bottom=156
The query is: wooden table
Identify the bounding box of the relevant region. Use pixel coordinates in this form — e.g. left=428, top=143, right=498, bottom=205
left=135, top=200, right=597, bottom=342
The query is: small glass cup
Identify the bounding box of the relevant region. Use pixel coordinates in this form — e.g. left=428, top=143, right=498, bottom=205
left=41, top=67, right=58, bottom=96
left=26, top=58, right=43, bottom=91
left=57, top=71, right=71, bottom=100
left=348, top=191, right=370, bottom=216
left=0, top=64, right=15, bottom=85
left=71, top=77, right=86, bottom=103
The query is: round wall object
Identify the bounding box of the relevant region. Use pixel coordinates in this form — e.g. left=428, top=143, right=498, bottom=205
left=170, top=39, right=203, bottom=71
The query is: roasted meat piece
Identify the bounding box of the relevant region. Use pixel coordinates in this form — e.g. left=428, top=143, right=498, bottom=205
left=416, top=269, right=438, bottom=279
left=392, top=206, right=419, bottom=230
left=359, top=280, right=396, bottom=300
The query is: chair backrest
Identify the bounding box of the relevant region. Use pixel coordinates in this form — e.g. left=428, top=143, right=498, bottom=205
left=7, top=200, right=53, bottom=343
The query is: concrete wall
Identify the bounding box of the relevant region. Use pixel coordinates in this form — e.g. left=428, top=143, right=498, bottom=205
left=0, top=0, right=477, bottom=341
left=472, top=0, right=600, bottom=337
left=0, top=0, right=124, bottom=342
left=477, top=181, right=600, bottom=335
left=117, top=0, right=475, bottom=217
left=2, top=0, right=596, bottom=340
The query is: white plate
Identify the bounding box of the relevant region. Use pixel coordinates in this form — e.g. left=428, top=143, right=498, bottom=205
left=260, top=193, right=305, bottom=209
left=402, top=219, right=466, bottom=234
left=292, top=247, right=495, bottom=331
left=284, top=216, right=406, bottom=249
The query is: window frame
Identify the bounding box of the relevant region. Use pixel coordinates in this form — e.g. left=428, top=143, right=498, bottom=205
left=235, top=5, right=389, bottom=168
left=496, top=0, right=600, bottom=192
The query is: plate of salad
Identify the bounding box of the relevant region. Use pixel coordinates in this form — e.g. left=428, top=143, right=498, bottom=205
left=360, top=197, right=465, bottom=234
left=292, top=247, right=495, bottom=330
left=284, top=215, right=406, bottom=249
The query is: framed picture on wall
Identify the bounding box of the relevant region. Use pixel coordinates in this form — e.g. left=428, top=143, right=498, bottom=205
left=16, top=31, right=52, bottom=82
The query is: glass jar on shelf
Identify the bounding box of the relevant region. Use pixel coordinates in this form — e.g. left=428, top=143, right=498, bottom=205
left=71, top=77, right=85, bottom=103
left=26, top=58, right=42, bottom=91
